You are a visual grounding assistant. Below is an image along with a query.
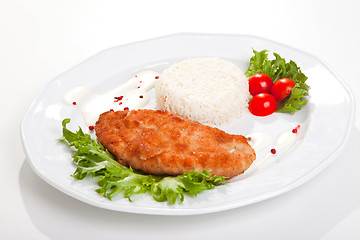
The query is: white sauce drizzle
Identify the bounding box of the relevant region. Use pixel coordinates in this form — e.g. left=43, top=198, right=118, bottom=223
left=246, top=129, right=299, bottom=167
left=62, top=69, right=159, bottom=125
left=275, top=130, right=297, bottom=149
left=246, top=132, right=273, bottom=152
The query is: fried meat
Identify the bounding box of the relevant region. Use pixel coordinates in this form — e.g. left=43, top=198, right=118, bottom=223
left=95, top=109, right=255, bottom=178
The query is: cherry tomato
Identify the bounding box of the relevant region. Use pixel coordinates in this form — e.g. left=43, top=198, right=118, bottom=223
left=249, top=93, right=277, bottom=117
left=248, top=73, right=273, bottom=96
left=271, top=78, right=296, bottom=101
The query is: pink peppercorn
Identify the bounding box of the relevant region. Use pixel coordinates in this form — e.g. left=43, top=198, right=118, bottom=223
left=292, top=124, right=301, bottom=133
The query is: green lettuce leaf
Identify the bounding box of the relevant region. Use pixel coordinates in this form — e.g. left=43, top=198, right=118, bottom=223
left=60, top=119, right=228, bottom=204
left=245, top=49, right=310, bottom=114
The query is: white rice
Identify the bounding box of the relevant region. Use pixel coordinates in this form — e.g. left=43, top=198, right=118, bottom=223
left=155, top=58, right=250, bottom=125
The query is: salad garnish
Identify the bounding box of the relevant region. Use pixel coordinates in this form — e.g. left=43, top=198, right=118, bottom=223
left=59, top=118, right=228, bottom=205
left=245, top=49, right=310, bottom=114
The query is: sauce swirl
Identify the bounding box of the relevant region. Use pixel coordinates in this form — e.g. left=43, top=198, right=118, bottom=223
left=247, top=128, right=299, bottom=167
left=62, top=69, right=159, bottom=125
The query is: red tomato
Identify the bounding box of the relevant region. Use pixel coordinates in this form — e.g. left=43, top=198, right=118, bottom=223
left=248, top=73, right=273, bottom=96
left=271, top=78, right=296, bottom=101
left=249, top=93, right=277, bottom=117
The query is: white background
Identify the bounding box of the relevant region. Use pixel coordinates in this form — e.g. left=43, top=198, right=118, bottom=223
left=1, top=0, right=359, bottom=239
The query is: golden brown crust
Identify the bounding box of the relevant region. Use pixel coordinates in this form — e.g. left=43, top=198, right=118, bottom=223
left=95, top=109, right=256, bottom=178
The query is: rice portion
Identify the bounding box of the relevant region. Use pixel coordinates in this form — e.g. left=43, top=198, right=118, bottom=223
left=155, top=58, right=250, bottom=125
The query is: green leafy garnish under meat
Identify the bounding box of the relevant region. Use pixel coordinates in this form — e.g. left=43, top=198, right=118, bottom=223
left=59, top=118, right=227, bottom=205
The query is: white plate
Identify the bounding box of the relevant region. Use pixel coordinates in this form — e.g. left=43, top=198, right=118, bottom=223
left=21, top=33, right=355, bottom=215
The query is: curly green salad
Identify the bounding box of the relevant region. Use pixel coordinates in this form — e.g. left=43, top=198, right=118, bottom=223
left=245, top=49, right=310, bottom=114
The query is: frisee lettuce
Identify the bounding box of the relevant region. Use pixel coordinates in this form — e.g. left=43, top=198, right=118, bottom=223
left=59, top=118, right=228, bottom=205
left=245, top=49, right=310, bottom=114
